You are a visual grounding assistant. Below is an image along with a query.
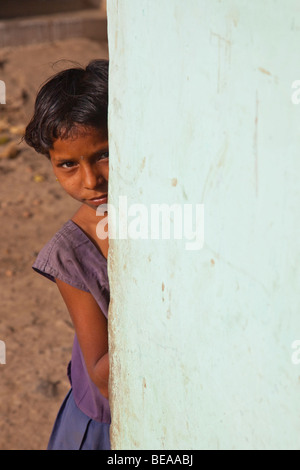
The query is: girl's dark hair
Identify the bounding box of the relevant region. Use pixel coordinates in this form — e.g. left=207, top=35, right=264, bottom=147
left=24, top=59, right=109, bottom=158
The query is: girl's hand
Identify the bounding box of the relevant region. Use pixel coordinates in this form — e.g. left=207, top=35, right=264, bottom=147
left=55, top=278, right=109, bottom=399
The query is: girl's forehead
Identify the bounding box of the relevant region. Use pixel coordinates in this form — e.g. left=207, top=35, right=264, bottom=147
left=57, top=126, right=107, bottom=145
left=50, top=128, right=108, bottom=159
left=65, top=124, right=107, bottom=140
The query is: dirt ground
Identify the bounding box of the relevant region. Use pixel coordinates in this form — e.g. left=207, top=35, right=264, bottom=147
left=0, top=37, right=108, bottom=450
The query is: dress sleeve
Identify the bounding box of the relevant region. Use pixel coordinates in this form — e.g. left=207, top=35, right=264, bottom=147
left=32, top=229, right=90, bottom=293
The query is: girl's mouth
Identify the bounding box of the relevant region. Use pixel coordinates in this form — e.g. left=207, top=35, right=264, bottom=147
left=87, top=195, right=108, bottom=206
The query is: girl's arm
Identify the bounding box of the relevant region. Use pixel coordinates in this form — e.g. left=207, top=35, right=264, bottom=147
left=55, top=278, right=109, bottom=399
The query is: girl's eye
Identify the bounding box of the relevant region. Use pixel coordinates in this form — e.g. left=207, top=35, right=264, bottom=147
left=60, top=161, right=77, bottom=169
left=97, top=152, right=109, bottom=161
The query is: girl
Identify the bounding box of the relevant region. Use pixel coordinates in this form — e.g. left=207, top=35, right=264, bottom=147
left=25, top=59, right=111, bottom=450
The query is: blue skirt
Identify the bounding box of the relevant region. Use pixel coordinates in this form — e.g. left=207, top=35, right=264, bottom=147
left=47, top=389, right=111, bottom=450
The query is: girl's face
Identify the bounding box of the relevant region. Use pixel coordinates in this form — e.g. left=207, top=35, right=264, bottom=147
left=49, top=126, right=109, bottom=211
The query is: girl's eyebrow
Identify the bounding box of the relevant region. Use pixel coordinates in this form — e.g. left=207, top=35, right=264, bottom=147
left=53, top=156, right=76, bottom=163
left=53, top=148, right=108, bottom=163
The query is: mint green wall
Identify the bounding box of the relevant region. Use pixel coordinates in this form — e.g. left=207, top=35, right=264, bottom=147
left=107, top=0, right=300, bottom=449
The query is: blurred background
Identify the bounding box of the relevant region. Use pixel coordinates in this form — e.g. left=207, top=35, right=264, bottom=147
left=0, top=1, right=108, bottom=450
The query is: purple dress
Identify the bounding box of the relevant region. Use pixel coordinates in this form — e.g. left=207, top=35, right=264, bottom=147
left=32, top=220, right=110, bottom=449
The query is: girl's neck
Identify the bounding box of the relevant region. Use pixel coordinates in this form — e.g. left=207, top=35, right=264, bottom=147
left=71, top=203, right=109, bottom=259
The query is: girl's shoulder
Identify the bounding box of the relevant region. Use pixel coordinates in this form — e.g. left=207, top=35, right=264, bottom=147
left=34, top=219, right=89, bottom=264
left=32, top=219, right=108, bottom=294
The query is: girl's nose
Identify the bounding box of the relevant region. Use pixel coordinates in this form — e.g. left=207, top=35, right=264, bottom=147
left=82, top=164, right=105, bottom=189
